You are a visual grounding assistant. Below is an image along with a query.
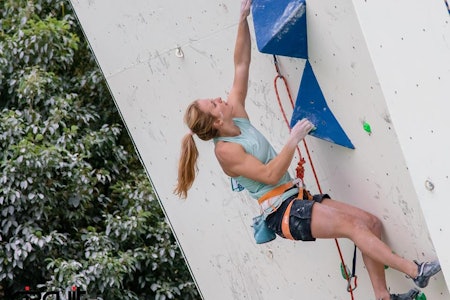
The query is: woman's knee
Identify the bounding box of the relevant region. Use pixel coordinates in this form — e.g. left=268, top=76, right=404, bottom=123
left=346, top=203, right=382, bottom=236
left=320, top=198, right=383, bottom=236
left=368, top=214, right=382, bottom=236
left=356, top=212, right=382, bottom=236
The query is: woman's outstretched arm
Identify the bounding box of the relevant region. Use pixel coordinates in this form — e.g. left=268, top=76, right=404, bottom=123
left=227, top=0, right=251, bottom=119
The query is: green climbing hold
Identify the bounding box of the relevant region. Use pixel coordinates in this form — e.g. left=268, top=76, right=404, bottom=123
left=416, top=292, right=427, bottom=300
left=340, top=263, right=351, bottom=279
left=363, top=121, right=372, bottom=134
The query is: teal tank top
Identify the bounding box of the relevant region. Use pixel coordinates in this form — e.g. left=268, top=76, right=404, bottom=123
left=213, top=118, right=292, bottom=200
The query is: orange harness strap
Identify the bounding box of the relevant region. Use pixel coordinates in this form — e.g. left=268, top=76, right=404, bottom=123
left=281, top=200, right=295, bottom=240
left=281, top=186, right=313, bottom=240
left=258, top=182, right=293, bottom=204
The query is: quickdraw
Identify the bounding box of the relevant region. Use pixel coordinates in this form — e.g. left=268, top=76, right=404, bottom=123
left=340, top=245, right=358, bottom=293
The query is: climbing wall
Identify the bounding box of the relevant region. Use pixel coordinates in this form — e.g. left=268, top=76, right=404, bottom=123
left=69, top=0, right=450, bottom=299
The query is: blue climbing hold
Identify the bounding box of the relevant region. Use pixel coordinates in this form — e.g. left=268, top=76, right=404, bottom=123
left=252, top=0, right=353, bottom=148
left=290, top=61, right=355, bottom=149
left=252, top=0, right=308, bottom=59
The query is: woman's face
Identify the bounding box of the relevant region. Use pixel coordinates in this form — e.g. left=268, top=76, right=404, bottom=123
left=197, top=97, right=228, bottom=120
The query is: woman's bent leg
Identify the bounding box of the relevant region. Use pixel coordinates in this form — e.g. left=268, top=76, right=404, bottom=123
left=309, top=199, right=418, bottom=299
left=319, top=199, right=390, bottom=298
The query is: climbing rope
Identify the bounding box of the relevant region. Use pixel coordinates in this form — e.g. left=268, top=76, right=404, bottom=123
left=272, top=55, right=357, bottom=299
left=273, top=55, right=306, bottom=180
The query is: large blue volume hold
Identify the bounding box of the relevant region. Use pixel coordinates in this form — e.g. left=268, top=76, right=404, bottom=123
left=290, top=61, right=355, bottom=149
left=252, top=0, right=308, bottom=59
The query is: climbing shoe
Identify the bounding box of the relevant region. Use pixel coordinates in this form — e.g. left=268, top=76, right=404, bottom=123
left=390, top=288, right=420, bottom=300
left=413, top=260, right=441, bottom=288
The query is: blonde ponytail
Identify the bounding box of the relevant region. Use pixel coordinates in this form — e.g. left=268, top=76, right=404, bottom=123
left=174, top=100, right=218, bottom=199
left=174, top=133, right=199, bottom=198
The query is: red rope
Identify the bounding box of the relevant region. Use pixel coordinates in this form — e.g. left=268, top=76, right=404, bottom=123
left=273, top=55, right=356, bottom=299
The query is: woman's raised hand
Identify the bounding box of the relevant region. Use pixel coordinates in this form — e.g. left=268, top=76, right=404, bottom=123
left=289, top=118, right=315, bottom=145
left=240, top=0, right=251, bottom=20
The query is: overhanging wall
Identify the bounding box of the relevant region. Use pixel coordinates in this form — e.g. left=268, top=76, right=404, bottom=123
left=69, top=0, right=450, bottom=298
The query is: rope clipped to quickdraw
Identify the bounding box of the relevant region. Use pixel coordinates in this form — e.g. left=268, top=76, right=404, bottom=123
left=272, top=55, right=357, bottom=299
left=341, top=244, right=358, bottom=293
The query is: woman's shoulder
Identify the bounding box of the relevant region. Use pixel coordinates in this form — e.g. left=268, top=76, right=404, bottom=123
left=214, top=138, right=245, bottom=161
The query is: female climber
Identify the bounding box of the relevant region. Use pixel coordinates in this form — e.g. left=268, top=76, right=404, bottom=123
left=174, top=1, right=441, bottom=299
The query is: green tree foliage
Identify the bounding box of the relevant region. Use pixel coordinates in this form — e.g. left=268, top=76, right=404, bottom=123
left=0, top=0, right=199, bottom=299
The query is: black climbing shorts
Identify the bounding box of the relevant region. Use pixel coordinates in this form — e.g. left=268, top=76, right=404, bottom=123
left=265, top=192, right=330, bottom=241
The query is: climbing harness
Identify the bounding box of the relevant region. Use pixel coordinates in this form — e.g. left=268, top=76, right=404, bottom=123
left=273, top=55, right=358, bottom=299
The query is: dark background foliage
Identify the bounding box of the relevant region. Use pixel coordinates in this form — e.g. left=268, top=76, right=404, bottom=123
left=0, top=0, right=199, bottom=299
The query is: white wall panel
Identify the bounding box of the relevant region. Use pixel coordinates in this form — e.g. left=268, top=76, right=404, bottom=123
left=69, top=0, right=449, bottom=298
